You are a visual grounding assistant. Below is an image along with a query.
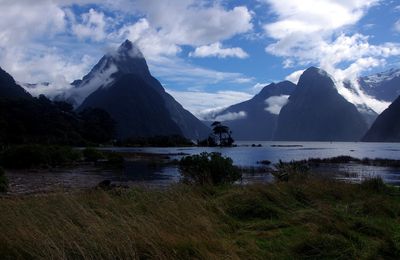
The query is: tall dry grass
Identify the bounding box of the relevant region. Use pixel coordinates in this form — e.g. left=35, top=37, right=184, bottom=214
left=0, top=186, right=237, bottom=259
left=1, top=178, right=400, bottom=259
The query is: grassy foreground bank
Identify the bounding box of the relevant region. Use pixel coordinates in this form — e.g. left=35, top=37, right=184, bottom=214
left=1, top=178, right=400, bottom=259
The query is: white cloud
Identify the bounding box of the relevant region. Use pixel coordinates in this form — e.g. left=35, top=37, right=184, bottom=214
left=148, top=56, right=253, bottom=87
left=129, top=1, right=253, bottom=46
left=264, top=95, right=290, bottom=115
left=0, top=0, right=255, bottom=99
left=261, top=0, right=395, bottom=72
left=214, top=111, right=247, bottom=121
left=114, top=18, right=182, bottom=59
left=261, top=0, right=400, bottom=113
left=336, top=80, right=391, bottom=114
left=0, top=0, right=65, bottom=47
left=251, top=82, right=270, bottom=94
left=363, top=23, right=375, bottom=30
left=1, top=46, right=95, bottom=90
left=263, top=0, right=377, bottom=38
left=111, top=1, right=253, bottom=60
left=190, top=42, right=249, bottom=59
left=65, top=63, right=118, bottom=106
left=71, top=8, right=108, bottom=41
left=232, top=77, right=254, bottom=84
left=285, top=70, right=304, bottom=84
left=17, top=53, right=96, bottom=100
left=166, top=89, right=252, bottom=119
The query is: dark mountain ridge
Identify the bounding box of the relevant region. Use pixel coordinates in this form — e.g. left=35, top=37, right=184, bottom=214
left=274, top=67, right=368, bottom=141
left=77, top=40, right=209, bottom=140
left=0, top=67, right=32, bottom=100
left=207, top=81, right=295, bottom=140
left=362, top=95, right=400, bottom=142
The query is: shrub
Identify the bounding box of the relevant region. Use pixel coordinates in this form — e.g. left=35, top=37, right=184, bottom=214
left=0, top=167, right=8, bottom=192
left=179, top=152, right=241, bottom=185
left=83, top=147, right=104, bottom=162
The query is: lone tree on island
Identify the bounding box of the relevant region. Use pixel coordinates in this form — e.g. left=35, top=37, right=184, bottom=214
left=211, top=121, right=234, bottom=147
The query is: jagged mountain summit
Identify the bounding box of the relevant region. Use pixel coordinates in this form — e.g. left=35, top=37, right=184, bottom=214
left=205, top=81, right=296, bottom=140
left=0, top=67, right=32, bottom=100
left=274, top=67, right=368, bottom=141
left=62, top=40, right=149, bottom=106
left=362, top=95, right=400, bottom=142
left=76, top=40, right=209, bottom=140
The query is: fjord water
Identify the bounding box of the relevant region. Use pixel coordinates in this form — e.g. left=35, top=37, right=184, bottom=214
left=114, top=142, right=400, bottom=186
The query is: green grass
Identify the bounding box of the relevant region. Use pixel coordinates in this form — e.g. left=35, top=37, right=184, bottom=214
left=1, top=178, right=400, bottom=259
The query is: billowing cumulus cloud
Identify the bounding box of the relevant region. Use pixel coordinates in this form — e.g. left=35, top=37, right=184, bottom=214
left=261, top=0, right=400, bottom=113
left=0, top=0, right=66, bottom=47
left=0, top=0, right=254, bottom=97
left=71, top=8, right=108, bottom=41
left=128, top=1, right=253, bottom=46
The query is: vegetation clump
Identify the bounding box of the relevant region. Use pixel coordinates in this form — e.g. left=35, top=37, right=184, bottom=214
left=292, top=156, right=400, bottom=168
left=273, top=160, right=310, bottom=182
left=0, top=145, right=81, bottom=169
left=179, top=152, right=241, bottom=185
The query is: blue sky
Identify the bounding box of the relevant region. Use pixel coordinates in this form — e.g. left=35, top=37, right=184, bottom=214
left=0, top=0, right=399, bottom=117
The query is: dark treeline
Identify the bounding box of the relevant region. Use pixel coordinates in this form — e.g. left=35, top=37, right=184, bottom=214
left=0, top=95, right=115, bottom=146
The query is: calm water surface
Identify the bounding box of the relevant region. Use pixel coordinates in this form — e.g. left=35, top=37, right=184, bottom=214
left=114, top=141, right=400, bottom=166
left=109, top=141, right=400, bottom=186
left=6, top=142, right=400, bottom=194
